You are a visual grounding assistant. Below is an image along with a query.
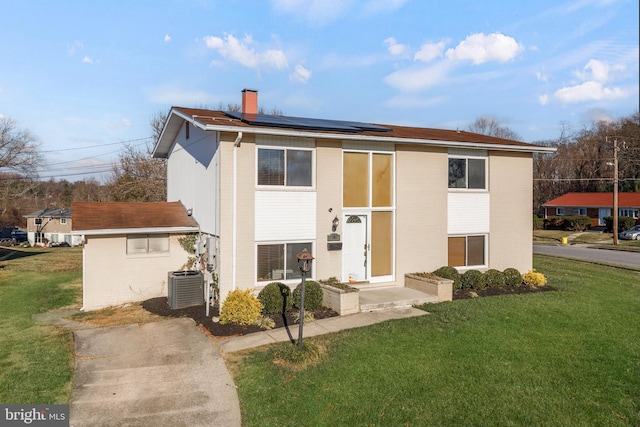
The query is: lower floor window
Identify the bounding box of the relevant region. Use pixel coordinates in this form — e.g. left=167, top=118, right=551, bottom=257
left=127, top=234, right=169, bottom=254
left=257, top=242, right=312, bottom=282
left=620, top=209, right=639, bottom=219
left=448, top=235, right=486, bottom=267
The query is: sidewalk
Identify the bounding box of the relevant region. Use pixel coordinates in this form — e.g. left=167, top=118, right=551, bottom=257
left=217, top=307, right=428, bottom=353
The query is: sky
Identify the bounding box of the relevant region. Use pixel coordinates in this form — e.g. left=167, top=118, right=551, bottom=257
left=1, top=0, right=638, bottom=182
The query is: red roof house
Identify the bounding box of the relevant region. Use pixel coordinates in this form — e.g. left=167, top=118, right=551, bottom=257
left=543, top=192, right=640, bottom=226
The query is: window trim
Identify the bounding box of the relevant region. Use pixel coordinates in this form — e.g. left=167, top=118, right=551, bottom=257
left=620, top=209, right=639, bottom=219
left=60, top=218, right=67, bottom=225
left=448, top=154, right=488, bottom=191
left=556, top=207, right=565, bottom=216
left=256, top=241, right=314, bottom=284
left=256, top=146, right=315, bottom=189
left=577, top=208, right=587, bottom=216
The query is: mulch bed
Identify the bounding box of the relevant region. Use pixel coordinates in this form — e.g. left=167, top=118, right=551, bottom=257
left=141, top=297, right=338, bottom=338
left=453, top=285, right=555, bottom=299
left=142, top=285, right=554, bottom=337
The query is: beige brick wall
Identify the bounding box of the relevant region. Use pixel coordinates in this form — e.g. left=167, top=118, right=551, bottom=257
left=395, top=144, right=449, bottom=281
left=488, top=151, right=533, bottom=272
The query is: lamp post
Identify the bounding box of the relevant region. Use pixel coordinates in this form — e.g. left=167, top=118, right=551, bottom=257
left=296, top=248, right=314, bottom=349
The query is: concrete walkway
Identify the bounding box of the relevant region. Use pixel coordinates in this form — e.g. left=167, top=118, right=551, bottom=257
left=218, top=306, right=428, bottom=353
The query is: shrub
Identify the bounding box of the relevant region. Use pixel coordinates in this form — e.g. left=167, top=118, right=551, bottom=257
left=461, top=270, right=484, bottom=290
left=257, top=282, right=292, bottom=314
left=292, top=280, right=324, bottom=310
left=432, top=266, right=461, bottom=291
left=522, top=269, right=547, bottom=287
left=604, top=216, right=636, bottom=233
left=219, top=289, right=263, bottom=325
left=503, top=268, right=523, bottom=286
left=533, top=215, right=545, bottom=230
left=254, top=316, right=276, bottom=330
left=484, top=269, right=506, bottom=289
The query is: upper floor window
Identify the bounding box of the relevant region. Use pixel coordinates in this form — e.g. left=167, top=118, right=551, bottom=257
left=448, top=156, right=486, bottom=190
left=258, top=148, right=312, bottom=187
left=60, top=218, right=67, bottom=225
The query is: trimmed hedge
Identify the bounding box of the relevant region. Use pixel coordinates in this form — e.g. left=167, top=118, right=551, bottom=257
left=484, top=269, right=506, bottom=289
left=544, top=215, right=592, bottom=231
left=461, top=270, right=484, bottom=290
left=257, top=282, right=292, bottom=314
left=604, top=216, right=636, bottom=233
left=503, top=268, right=523, bottom=286
left=292, top=280, right=324, bottom=310
left=432, top=266, right=461, bottom=291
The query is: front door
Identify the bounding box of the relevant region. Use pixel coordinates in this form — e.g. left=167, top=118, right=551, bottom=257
left=599, top=208, right=611, bottom=226
left=343, top=214, right=367, bottom=283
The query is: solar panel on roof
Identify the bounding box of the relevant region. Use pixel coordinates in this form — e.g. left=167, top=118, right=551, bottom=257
left=224, top=111, right=390, bottom=133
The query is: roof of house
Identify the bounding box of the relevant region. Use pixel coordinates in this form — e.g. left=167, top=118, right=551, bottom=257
left=543, top=192, right=640, bottom=208
left=153, top=107, right=557, bottom=158
left=24, top=207, right=72, bottom=218
left=71, top=202, right=199, bottom=234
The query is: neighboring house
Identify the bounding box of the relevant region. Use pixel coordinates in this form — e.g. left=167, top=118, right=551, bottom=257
left=153, top=89, right=555, bottom=303
left=71, top=201, right=199, bottom=311
left=24, top=207, right=81, bottom=246
left=543, top=192, right=640, bottom=226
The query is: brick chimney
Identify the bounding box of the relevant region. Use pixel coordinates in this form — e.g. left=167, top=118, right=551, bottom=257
left=241, top=88, right=258, bottom=115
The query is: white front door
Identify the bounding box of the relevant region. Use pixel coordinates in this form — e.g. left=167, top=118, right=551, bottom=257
left=342, top=214, right=367, bottom=283
left=598, top=208, right=611, bottom=226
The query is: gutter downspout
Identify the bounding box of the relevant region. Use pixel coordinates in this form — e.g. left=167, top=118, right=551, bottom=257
left=232, top=132, right=243, bottom=292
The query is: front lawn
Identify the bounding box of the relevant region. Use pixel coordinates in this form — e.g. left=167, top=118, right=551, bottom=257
left=229, top=255, right=640, bottom=426
left=0, top=247, right=82, bottom=403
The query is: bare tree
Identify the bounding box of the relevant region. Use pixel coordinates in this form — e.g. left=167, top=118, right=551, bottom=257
left=107, top=143, right=167, bottom=202
left=467, top=115, right=522, bottom=141
left=0, top=116, right=42, bottom=177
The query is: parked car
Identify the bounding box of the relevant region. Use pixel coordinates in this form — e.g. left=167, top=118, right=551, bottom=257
left=619, top=225, right=640, bottom=240
left=0, top=237, right=17, bottom=246
left=49, top=241, right=71, bottom=247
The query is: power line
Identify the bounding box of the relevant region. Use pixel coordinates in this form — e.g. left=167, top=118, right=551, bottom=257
left=40, top=137, right=152, bottom=153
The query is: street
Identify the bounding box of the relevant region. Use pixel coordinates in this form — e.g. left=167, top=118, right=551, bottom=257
left=533, top=244, right=640, bottom=269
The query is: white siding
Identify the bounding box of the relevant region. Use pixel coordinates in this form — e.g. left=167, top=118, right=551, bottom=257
left=255, top=191, right=316, bottom=241
left=448, top=192, right=490, bottom=234
left=167, top=125, right=220, bottom=236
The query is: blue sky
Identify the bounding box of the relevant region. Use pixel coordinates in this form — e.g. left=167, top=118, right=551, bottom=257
left=1, top=0, right=638, bottom=182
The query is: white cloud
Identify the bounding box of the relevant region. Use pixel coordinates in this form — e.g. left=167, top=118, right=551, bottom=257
left=164, top=34, right=171, bottom=42
left=289, top=64, right=312, bottom=83
left=384, top=61, right=452, bottom=92
left=122, top=118, right=132, bottom=127
left=538, top=94, right=549, bottom=105
left=82, top=56, right=93, bottom=64
left=575, top=59, right=624, bottom=83
left=204, top=34, right=288, bottom=70
left=536, top=70, right=549, bottom=83
left=67, top=40, right=83, bottom=56
left=384, top=37, right=409, bottom=57
left=445, top=33, right=524, bottom=65
left=414, top=41, right=447, bottom=62
left=554, top=80, right=628, bottom=103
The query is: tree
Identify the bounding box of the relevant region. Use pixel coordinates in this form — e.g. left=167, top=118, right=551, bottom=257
left=0, top=116, right=42, bottom=177
left=467, top=115, right=522, bottom=141
left=107, top=143, right=167, bottom=202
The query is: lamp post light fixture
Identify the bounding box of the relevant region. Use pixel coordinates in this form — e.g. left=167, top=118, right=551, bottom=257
left=296, top=248, right=314, bottom=349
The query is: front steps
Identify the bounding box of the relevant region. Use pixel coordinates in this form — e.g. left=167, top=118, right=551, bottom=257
left=358, top=286, right=438, bottom=312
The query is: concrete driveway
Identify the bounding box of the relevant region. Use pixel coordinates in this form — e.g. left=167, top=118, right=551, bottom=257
left=70, top=318, right=241, bottom=427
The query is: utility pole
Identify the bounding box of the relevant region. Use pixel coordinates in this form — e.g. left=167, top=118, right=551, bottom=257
left=613, top=137, right=619, bottom=245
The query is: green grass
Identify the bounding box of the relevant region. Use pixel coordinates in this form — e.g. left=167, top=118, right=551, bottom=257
left=230, top=256, right=640, bottom=426
left=0, top=248, right=82, bottom=403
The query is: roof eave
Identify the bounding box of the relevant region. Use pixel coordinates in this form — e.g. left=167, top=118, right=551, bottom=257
left=72, top=226, right=199, bottom=236
left=203, top=123, right=557, bottom=154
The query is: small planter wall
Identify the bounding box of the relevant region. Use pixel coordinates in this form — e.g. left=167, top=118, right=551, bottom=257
left=405, top=274, right=453, bottom=302
left=320, top=284, right=360, bottom=316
